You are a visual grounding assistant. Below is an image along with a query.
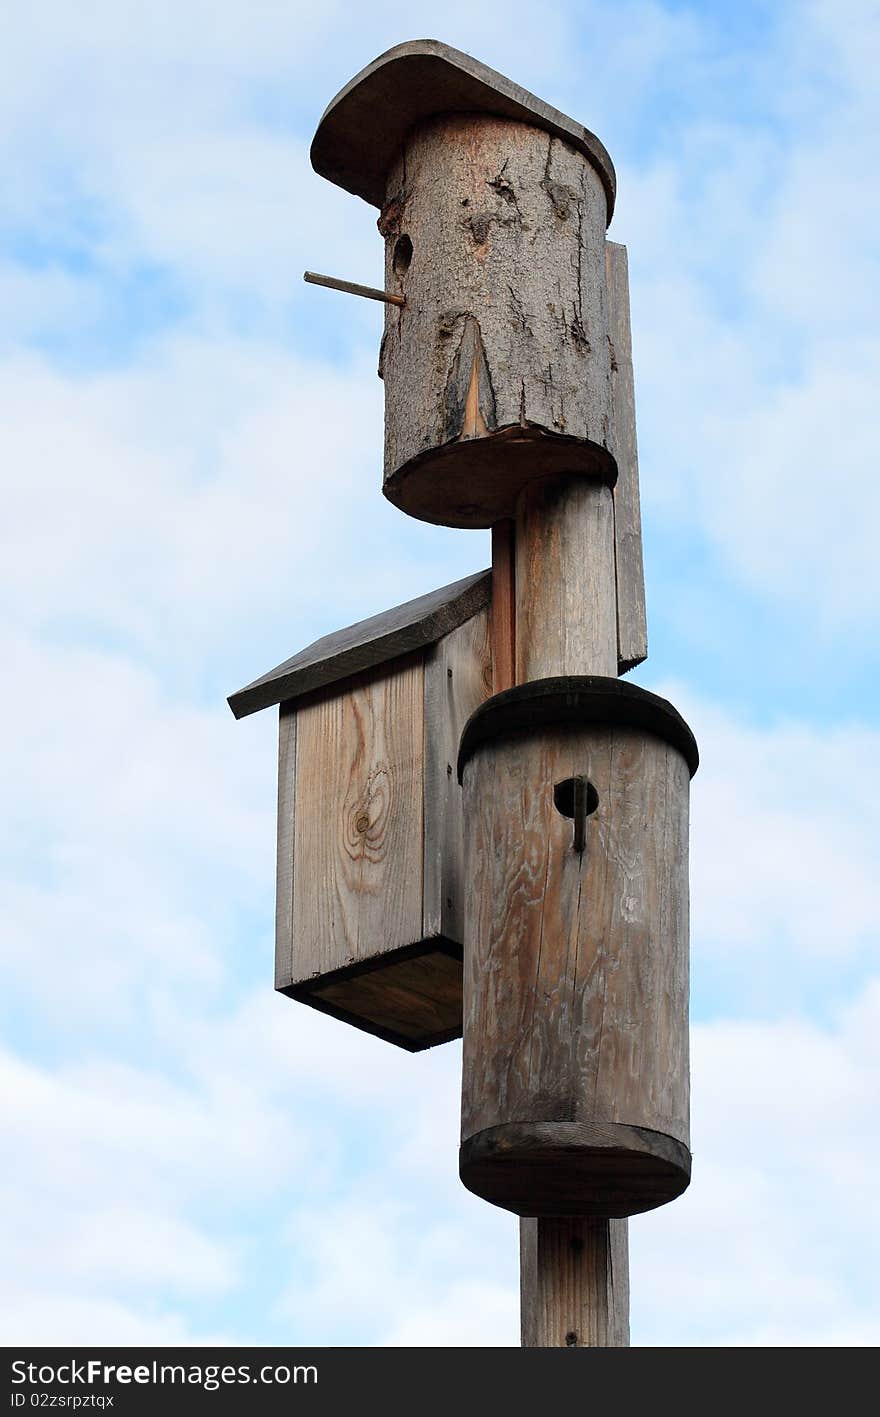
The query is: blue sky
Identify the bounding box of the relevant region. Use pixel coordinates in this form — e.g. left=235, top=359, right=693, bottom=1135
left=1, top=0, right=878, bottom=1345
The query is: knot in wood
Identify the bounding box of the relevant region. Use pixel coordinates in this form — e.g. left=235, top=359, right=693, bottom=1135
left=345, top=767, right=393, bottom=863
left=377, top=192, right=405, bottom=238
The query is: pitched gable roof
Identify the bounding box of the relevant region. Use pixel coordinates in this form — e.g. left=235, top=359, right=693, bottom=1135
left=228, top=568, right=490, bottom=719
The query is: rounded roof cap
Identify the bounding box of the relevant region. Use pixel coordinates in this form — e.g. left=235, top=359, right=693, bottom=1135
left=458, top=676, right=700, bottom=781
left=311, top=39, right=616, bottom=224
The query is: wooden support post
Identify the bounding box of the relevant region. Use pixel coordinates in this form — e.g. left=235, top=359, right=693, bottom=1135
left=513, top=475, right=628, bottom=1346
left=520, top=1218, right=630, bottom=1348
left=514, top=477, right=618, bottom=681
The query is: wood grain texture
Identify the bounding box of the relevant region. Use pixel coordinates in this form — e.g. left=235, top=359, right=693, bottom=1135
left=520, top=1217, right=629, bottom=1347
left=291, top=657, right=424, bottom=979
left=310, top=38, right=616, bottom=218
left=273, top=607, right=491, bottom=1050
left=606, top=242, right=647, bottom=673
left=275, top=704, right=296, bottom=990
left=380, top=114, right=615, bottom=528
left=460, top=722, right=690, bottom=1215
left=230, top=569, right=489, bottom=720
left=491, top=520, right=516, bottom=693
left=515, top=477, right=617, bottom=679
left=423, top=608, right=493, bottom=945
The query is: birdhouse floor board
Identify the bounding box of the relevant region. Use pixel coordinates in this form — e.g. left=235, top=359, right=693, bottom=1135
left=282, top=938, right=464, bottom=1051
left=382, top=422, right=617, bottom=530
left=460, top=1120, right=691, bottom=1218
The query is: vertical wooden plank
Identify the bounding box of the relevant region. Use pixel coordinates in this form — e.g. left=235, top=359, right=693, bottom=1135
left=291, top=658, right=424, bottom=979
left=423, top=608, right=492, bottom=943
left=582, top=732, right=689, bottom=1143
left=514, top=476, right=617, bottom=680
left=274, top=704, right=296, bottom=990
left=491, top=520, right=516, bottom=692
left=520, top=1218, right=630, bottom=1347
left=606, top=241, right=648, bottom=673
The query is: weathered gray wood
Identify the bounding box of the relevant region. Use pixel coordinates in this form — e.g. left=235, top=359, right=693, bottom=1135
left=491, top=521, right=516, bottom=693
left=422, top=607, right=492, bottom=945
left=515, top=476, right=617, bottom=679
left=520, top=1218, right=629, bottom=1347
left=291, top=656, right=425, bottom=979
left=273, top=603, right=491, bottom=1051
left=460, top=719, right=691, bottom=1215
left=229, top=569, right=489, bottom=719
left=311, top=38, right=615, bottom=218
left=606, top=242, right=647, bottom=673
left=275, top=704, right=296, bottom=990
left=379, top=115, right=615, bottom=528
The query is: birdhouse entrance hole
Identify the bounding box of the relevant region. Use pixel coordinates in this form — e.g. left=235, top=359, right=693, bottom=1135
left=553, top=776, right=599, bottom=855
left=393, top=234, right=413, bottom=277
left=553, top=776, right=599, bottom=820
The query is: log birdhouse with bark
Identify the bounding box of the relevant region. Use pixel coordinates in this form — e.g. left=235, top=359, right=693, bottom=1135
left=229, top=571, right=491, bottom=1050
left=231, top=39, right=699, bottom=1346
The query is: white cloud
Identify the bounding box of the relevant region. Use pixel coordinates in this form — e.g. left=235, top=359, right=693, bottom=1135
left=0, top=630, right=274, bottom=1023
left=631, top=979, right=880, bottom=1344
left=0, top=1042, right=301, bottom=1344
left=1, top=1295, right=233, bottom=1347
left=0, top=344, right=378, bottom=643
left=676, top=691, right=880, bottom=963
left=383, top=1282, right=518, bottom=1347
left=612, top=0, right=880, bottom=626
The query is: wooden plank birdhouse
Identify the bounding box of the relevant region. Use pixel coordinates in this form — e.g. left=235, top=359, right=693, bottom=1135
left=231, top=38, right=699, bottom=1347
left=229, top=571, right=491, bottom=1050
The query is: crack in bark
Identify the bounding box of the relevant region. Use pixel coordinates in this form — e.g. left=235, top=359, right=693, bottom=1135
left=571, top=307, right=591, bottom=354
left=508, top=283, right=531, bottom=334
left=487, top=157, right=518, bottom=209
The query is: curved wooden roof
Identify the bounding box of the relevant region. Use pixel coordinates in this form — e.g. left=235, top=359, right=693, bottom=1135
left=310, top=39, right=616, bottom=223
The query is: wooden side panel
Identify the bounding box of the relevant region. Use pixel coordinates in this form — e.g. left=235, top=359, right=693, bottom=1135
left=291, top=658, right=425, bottom=981
left=520, top=1217, right=630, bottom=1347
left=461, top=726, right=689, bottom=1146
left=606, top=241, right=648, bottom=673
left=275, top=704, right=297, bottom=989
left=423, top=607, right=493, bottom=944
left=514, top=476, right=618, bottom=680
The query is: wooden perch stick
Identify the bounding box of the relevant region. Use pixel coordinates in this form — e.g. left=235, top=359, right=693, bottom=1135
left=304, top=270, right=405, bottom=307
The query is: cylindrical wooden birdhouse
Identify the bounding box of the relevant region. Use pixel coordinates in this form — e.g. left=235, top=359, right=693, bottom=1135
left=457, top=679, right=699, bottom=1218
left=378, top=115, right=615, bottom=527
left=310, top=40, right=618, bottom=529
